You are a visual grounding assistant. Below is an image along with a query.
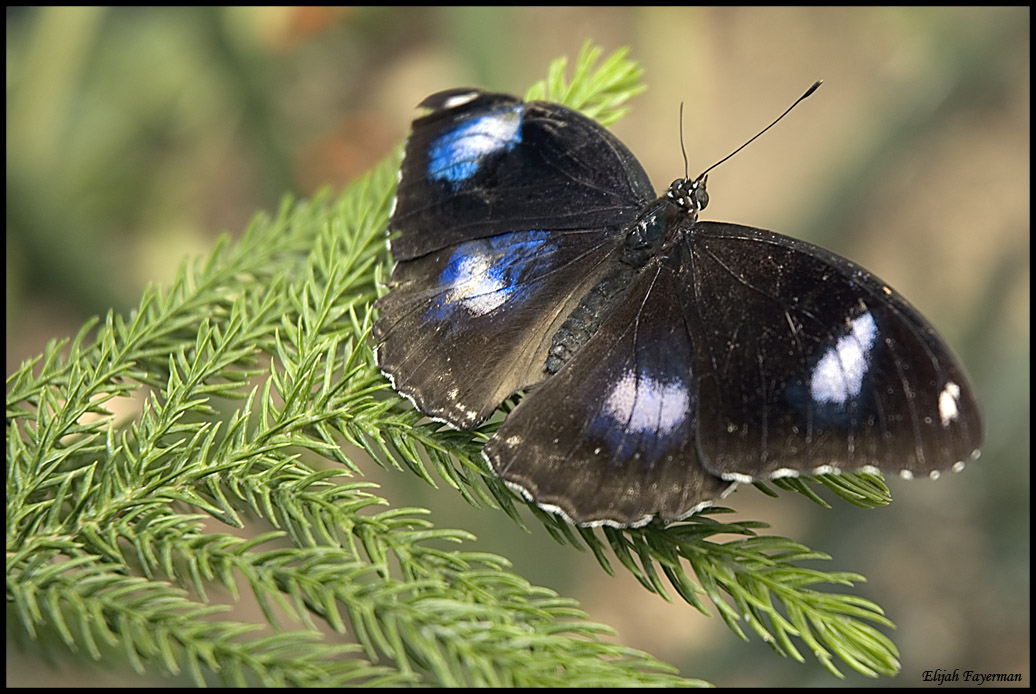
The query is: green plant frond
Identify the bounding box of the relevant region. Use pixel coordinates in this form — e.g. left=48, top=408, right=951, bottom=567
left=8, top=42, right=908, bottom=685
left=761, top=471, right=892, bottom=510
left=525, top=40, right=646, bottom=125
left=8, top=556, right=403, bottom=687
left=7, top=150, right=689, bottom=683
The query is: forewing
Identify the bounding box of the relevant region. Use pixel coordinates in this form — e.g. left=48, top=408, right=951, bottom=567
left=377, top=89, right=659, bottom=428
left=374, top=231, right=620, bottom=428
left=390, top=89, right=655, bottom=260
left=680, top=222, right=983, bottom=481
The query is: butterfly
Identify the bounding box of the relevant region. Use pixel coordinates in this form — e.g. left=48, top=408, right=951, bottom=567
left=372, top=86, right=983, bottom=527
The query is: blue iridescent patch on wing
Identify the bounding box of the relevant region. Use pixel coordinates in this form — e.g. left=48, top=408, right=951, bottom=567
left=427, top=105, right=524, bottom=185
left=587, top=366, right=693, bottom=465
left=428, top=229, right=552, bottom=324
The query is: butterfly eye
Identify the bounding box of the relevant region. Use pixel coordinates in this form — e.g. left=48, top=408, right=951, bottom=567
left=693, top=176, right=709, bottom=211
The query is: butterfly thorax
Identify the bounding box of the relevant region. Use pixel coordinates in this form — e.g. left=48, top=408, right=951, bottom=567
left=621, top=176, right=709, bottom=267
left=548, top=176, right=711, bottom=375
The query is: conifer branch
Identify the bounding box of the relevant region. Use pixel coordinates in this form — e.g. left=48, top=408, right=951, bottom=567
left=7, top=43, right=902, bottom=685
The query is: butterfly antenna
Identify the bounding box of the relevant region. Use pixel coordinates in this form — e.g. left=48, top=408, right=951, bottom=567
left=679, top=102, right=689, bottom=179
left=696, top=80, right=822, bottom=181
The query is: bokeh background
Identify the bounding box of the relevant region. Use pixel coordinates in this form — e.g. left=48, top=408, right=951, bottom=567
left=7, top=6, right=1028, bottom=687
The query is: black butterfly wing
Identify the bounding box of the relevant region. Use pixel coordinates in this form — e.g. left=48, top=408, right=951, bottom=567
left=390, top=89, right=655, bottom=261
left=379, top=88, right=983, bottom=526
left=374, top=231, right=624, bottom=427
left=484, top=218, right=983, bottom=526
left=680, top=222, right=984, bottom=482
left=376, top=90, right=657, bottom=428
left=484, top=255, right=730, bottom=527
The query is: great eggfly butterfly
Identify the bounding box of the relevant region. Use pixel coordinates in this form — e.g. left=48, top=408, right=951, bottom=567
left=373, top=86, right=983, bottom=527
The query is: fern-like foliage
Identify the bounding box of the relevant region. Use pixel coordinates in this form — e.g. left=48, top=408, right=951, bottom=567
left=8, top=43, right=901, bottom=686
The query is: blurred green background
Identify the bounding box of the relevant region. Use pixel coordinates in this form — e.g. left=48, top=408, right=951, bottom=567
left=6, top=6, right=1028, bottom=687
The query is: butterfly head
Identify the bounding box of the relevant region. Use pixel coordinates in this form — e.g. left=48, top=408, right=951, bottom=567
left=663, top=80, right=822, bottom=227
left=665, top=174, right=710, bottom=220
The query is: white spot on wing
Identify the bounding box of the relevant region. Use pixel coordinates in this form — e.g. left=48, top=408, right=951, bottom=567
left=603, top=370, right=689, bottom=437
left=441, top=91, right=480, bottom=109
left=938, top=381, right=961, bottom=427
left=723, top=472, right=756, bottom=483
left=810, top=311, right=878, bottom=405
